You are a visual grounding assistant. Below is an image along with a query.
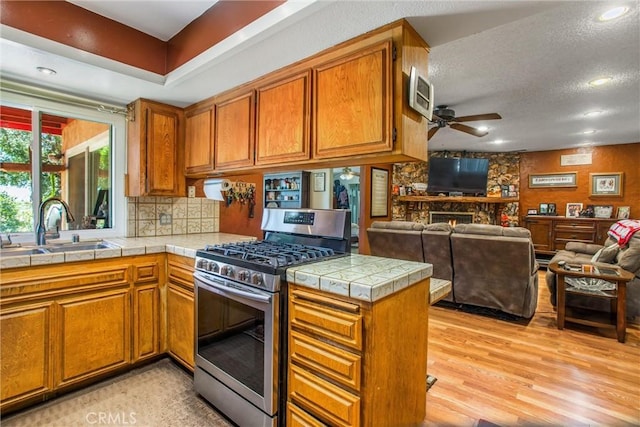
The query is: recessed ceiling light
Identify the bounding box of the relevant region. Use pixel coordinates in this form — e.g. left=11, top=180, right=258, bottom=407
left=584, top=110, right=603, bottom=117
left=588, top=77, right=612, bottom=86
left=582, top=130, right=596, bottom=134
left=36, top=66, right=57, bottom=75
left=493, top=139, right=504, bottom=144
left=477, top=126, right=489, bottom=132
left=599, top=6, right=629, bottom=21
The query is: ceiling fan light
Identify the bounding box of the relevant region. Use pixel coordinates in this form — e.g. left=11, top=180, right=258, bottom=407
left=599, top=6, right=629, bottom=21
left=588, top=77, right=612, bottom=87
left=493, top=139, right=504, bottom=144
left=477, top=126, right=489, bottom=132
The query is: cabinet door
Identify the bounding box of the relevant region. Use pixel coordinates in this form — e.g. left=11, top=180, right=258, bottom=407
left=313, top=40, right=393, bottom=159
left=57, top=288, right=131, bottom=387
left=524, top=217, right=553, bottom=253
left=1, top=303, right=54, bottom=409
left=214, top=89, right=255, bottom=170
left=256, top=71, right=311, bottom=165
left=167, top=283, right=195, bottom=370
left=185, top=103, right=215, bottom=175
left=146, top=103, right=183, bottom=195
left=132, top=284, right=160, bottom=362
left=596, top=220, right=616, bottom=245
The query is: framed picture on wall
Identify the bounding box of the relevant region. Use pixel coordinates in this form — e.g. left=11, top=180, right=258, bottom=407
left=589, top=172, right=623, bottom=197
left=566, top=202, right=583, bottom=218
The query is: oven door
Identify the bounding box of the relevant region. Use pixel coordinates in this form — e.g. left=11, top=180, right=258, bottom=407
left=194, top=270, right=279, bottom=416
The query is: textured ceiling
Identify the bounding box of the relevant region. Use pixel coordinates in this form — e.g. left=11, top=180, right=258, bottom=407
left=0, top=1, right=638, bottom=153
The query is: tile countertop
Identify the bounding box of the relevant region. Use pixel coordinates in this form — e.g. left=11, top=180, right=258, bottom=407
left=0, top=233, right=256, bottom=270
left=286, top=254, right=434, bottom=302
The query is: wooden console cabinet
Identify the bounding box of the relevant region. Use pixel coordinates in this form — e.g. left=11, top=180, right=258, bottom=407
left=523, top=216, right=617, bottom=256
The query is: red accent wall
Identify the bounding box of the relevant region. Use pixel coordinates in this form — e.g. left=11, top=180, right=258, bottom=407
left=0, top=0, right=282, bottom=75
left=519, top=143, right=640, bottom=221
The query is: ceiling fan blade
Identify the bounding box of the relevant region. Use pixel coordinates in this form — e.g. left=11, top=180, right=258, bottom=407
left=428, top=126, right=440, bottom=140
left=450, top=123, right=488, bottom=137
left=454, top=113, right=502, bottom=122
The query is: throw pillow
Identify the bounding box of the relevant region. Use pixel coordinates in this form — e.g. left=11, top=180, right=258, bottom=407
left=590, top=243, right=619, bottom=264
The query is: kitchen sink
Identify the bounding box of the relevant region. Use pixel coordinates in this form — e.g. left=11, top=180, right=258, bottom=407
left=0, top=241, right=119, bottom=257
left=0, top=247, right=50, bottom=257
left=43, top=241, right=119, bottom=253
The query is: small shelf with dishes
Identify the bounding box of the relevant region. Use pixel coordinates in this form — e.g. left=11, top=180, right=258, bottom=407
left=264, top=171, right=310, bottom=209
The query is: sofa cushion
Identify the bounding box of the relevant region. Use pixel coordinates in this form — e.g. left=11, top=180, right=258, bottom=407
left=453, top=223, right=503, bottom=236
left=590, top=243, right=620, bottom=264
left=424, top=222, right=452, bottom=232
left=502, top=227, right=532, bottom=238
left=370, top=221, right=424, bottom=231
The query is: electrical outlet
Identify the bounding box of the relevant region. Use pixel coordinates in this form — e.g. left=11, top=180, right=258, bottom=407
left=159, top=213, right=172, bottom=225
left=188, top=186, right=196, bottom=198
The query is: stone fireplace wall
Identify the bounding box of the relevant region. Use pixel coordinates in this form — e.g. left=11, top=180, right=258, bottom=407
left=392, top=151, right=520, bottom=225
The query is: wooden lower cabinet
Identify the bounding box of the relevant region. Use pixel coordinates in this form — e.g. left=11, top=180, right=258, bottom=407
left=524, top=216, right=617, bottom=255
left=0, top=302, right=54, bottom=408
left=166, top=254, right=195, bottom=370
left=288, top=281, right=429, bottom=426
left=57, top=289, right=131, bottom=387
left=0, top=254, right=165, bottom=414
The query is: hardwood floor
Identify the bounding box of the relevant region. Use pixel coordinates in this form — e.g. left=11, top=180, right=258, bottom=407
left=424, top=271, right=640, bottom=426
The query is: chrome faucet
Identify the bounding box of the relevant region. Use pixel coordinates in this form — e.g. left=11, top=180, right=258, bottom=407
left=36, top=197, right=75, bottom=245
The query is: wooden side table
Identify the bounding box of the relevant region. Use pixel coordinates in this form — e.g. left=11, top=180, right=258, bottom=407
left=549, top=261, right=634, bottom=343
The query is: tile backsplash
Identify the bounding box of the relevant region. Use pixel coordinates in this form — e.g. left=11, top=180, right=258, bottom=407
left=127, top=197, right=219, bottom=237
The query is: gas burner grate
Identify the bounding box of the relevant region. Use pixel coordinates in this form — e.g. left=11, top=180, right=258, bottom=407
left=203, top=241, right=335, bottom=268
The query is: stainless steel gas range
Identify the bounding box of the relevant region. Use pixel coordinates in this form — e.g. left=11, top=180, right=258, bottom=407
left=193, top=208, right=351, bottom=426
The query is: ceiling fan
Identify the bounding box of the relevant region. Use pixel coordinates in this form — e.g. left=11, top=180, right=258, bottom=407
left=428, top=105, right=501, bottom=140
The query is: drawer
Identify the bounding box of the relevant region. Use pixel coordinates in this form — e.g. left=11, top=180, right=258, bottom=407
left=554, top=221, right=595, bottom=231
left=287, top=402, right=328, bottom=427
left=554, top=230, right=595, bottom=242
left=290, top=289, right=362, bottom=351
left=132, top=262, right=159, bottom=283
left=289, top=365, right=360, bottom=427
left=290, top=330, right=361, bottom=390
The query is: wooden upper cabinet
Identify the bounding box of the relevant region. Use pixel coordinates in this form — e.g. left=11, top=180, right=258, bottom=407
left=313, top=40, right=393, bottom=160
left=214, top=88, right=256, bottom=171
left=256, top=70, right=311, bottom=165
left=127, top=99, right=185, bottom=196
left=184, top=102, right=215, bottom=176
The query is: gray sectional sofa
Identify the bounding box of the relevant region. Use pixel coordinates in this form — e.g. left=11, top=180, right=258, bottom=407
left=367, top=221, right=539, bottom=318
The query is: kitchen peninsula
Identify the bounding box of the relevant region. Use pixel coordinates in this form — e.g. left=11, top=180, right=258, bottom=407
left=1, top=235, right=436, bottom=426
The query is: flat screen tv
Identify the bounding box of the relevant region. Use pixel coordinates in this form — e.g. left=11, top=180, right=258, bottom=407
left=427, top=157, right=489, bottom=195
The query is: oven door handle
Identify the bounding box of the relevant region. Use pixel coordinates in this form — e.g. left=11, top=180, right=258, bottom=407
left=195, top=273, right=272, bottom=303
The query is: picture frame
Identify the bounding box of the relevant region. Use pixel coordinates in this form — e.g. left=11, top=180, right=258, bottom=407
left=313, top=172, right=325, bottom=192
left=616, top=206, right=630, bottom=219
left=539, top=203, right=548, bottom=214
left=589, top=172, right=623, bottom=197
left=593, top=205, right=614, bottom=219
left=370, top=167, right=389, bottom=217
left=548, top=203, right=556, bottom=215
left=529, top=172, right=577, bottom=188
left=527, top=209, right=538, bottom=215
left=565, top=202, right=583, bottom=218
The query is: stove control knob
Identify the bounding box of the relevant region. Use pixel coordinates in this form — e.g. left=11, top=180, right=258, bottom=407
left=237, top=270, right=250, bottom=281
left=196, top=258, right=207, bottom=269
left=221, top=265, right=234, bottom=278
left=251, top=273, right=264, bottom=286
left=207, top=262, right=219, bottom=273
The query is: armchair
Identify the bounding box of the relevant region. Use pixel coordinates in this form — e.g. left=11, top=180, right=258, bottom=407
left=546, top=231, right=640, bottom=318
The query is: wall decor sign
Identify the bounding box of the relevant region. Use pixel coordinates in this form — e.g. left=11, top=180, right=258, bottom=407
left=566, top=202, right=583, bottom=218
left=370, top=167, right=389, bottom=217
left=313, top=172, right=325, bottom=192
left=590, top=172, right=623, bottom=197
left=529, top=172, right=577, bottom=188
left=560, top=153, right=592, bottom=166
